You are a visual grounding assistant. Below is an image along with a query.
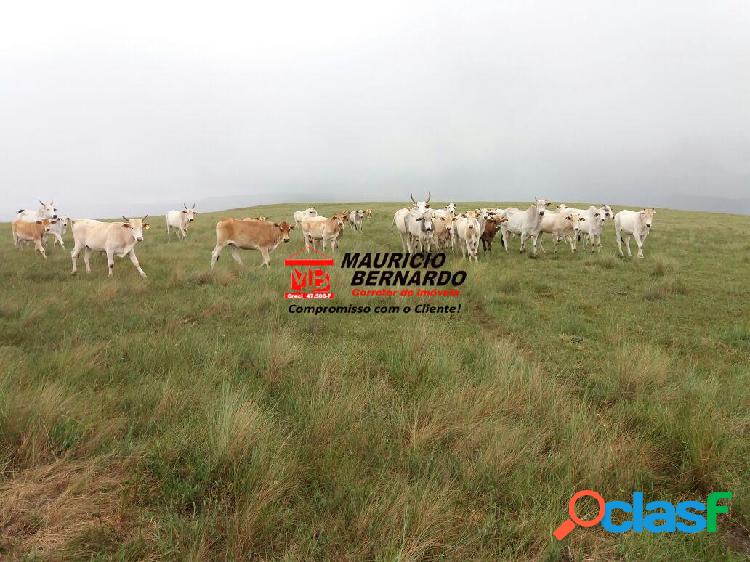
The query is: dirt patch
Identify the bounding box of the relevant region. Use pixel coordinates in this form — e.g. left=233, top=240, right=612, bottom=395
left=0, top=458, right=136, bottom=558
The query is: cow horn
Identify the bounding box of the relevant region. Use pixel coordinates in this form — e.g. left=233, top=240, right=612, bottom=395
left=425, top=192, right=431, bottom=203
left=184, top=202, right=187, bottom=208
left=39, top=199, right=45, bottom=205
left=410, top=193, right=416, bottom=204
left=122, top=216, right=129, bottom=222
left=142, top=215, right=149, bottom=221
left=192, top=202, right=196, bottom=209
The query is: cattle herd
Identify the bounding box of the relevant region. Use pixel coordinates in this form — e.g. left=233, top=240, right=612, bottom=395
left=10, top=196, right=656, bottom=277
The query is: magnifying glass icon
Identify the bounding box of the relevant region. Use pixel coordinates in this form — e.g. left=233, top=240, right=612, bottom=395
left=553, top=490, right=606, bottom=540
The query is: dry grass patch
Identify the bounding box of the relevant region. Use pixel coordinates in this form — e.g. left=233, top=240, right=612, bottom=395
left=0, top=458, right=135, bottom=559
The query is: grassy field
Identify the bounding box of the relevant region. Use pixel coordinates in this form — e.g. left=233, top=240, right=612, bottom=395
left=1, top=202, right=748, bottom=561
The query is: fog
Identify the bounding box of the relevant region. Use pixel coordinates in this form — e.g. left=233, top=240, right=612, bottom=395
left=2, top=1, right=749, bottom=219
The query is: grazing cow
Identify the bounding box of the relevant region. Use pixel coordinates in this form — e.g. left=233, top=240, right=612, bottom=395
left=16, top=200, right=58, bottom=222
left=538, top=211, right=583, bottom=253
left=348, top=209, right=365, bottom=231
left=615, top=208, right=655, bottom=258
left=44, top=216, right=69, bottom=248
left=480, top=216, right=507, bottom=251
left=11, top=219, right=56, bottom=259
left=165, top=203, right=196, bottom=240
left=404, top=208, right=435, bottom=252
left=455, top=215, right=481, bottom=261
left=300, top=214, right=346, bottom=252
left=211, top=219, right=293, bottom=268
left=70, top=216, right=150, bottom=277
left=431, top=209, right=455, bottom=250
left=501, top=199, right=550, bottom=256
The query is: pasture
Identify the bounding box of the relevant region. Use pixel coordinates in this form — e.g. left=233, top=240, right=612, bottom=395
left=1, top=202, right=748, bottom=560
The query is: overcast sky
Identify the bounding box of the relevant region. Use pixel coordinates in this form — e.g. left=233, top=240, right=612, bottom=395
left=1, top=1, right=749, bottom=219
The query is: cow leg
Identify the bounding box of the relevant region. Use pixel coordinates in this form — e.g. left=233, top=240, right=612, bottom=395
left=258, top=247, right=271, bottom=267
left=531, top=234, right=539, bottom=256
left=129, top=250, right=147, bottom=278
left=71, top=243, right=82, bottom=274
left=519, top=232, right=527, bottom=253
left=106, top=250, right=115, bottom=276
left=35, top=240, right=47, bottom=259
left=624, top=236, right=633, bottom=257
left=634, top=234, right=645, bottom=258
left=180, top=227, right=187, bottom=240
left=230, top=246, right=243, bottom=265
left=166, top=223, right=170, bottom=240
left=210, top=242, right=227, bottom=269
left=616, top=228, right=624, bottom=256
left=83, top=247, right=93, bottom=273
left=538, top=233, right=546, bottom=254
left=54, top=232, right=65, bottom=248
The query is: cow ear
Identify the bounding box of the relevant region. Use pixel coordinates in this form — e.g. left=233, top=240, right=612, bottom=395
left=36, top=220, right=42, bottom=224
left=579, top=217, right=585, bottom=221
left=182, top=210, right=187, bottom=213
left=122, top=223, right=132, bottom=228
left=144, top=224, right=150, bottom=229
left=273, top=223, right=280, bottom=227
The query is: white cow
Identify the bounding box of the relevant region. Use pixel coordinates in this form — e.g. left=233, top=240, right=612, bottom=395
left=348, top=209, right=365, bottom=231
left=538, top=211, right=583, bottom=253
left=70, top=216, right=150, bottom=277
left=165, top=204, right=196, bottom=240
left=44, top=216, right=69, bottom=248
left=501, top=199, right=550, bottom=256
left=16, top=200, right=58, bottom=222
left=404, top=209, right=435, bottom=252
left=454, top=215, right=481, bottom=261
left=615, top=208, right=655, bottom=258
left=393, top=193, right=432, bottom=251
left=577, top=206, right=607, bottom=253
left=293, top=207, right=318, bottom=239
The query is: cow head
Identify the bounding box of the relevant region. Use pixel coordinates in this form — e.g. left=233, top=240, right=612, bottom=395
left=409, top=192, right=431, bottom=212
left=305, top=207, right=318, bottom=217
left=273, top=221, right=294, bottom=242
left=121, top=216, right=150, bottom=242
left=35, top=218, right=57, bottom=233
left=641, top=208, right=655, bottom=229
left=415, top=209, right=434, bottom=232
left=600, top=205, right=613, bottom=219
left=533, top=198, right=549, bottom=217
left=37, top=200, right=58, bottom=219
left=445, top=202, right=456, bottom=215
left=182, top=203, right=196, bottom=222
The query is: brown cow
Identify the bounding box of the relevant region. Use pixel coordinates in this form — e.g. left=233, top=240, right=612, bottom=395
left=480, top=217, right=507, bottom=252
left=12, top=219, right=56, bottom=259
left=211, top=219, right=294, bottom=269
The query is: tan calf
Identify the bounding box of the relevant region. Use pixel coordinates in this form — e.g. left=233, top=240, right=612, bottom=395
left=12, top=219, right=56, bottom=258
left=211, top=219, right=293, bottom=268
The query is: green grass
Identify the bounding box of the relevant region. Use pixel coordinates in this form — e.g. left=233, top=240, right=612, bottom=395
left=1, top=202, right=748, bottom=560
